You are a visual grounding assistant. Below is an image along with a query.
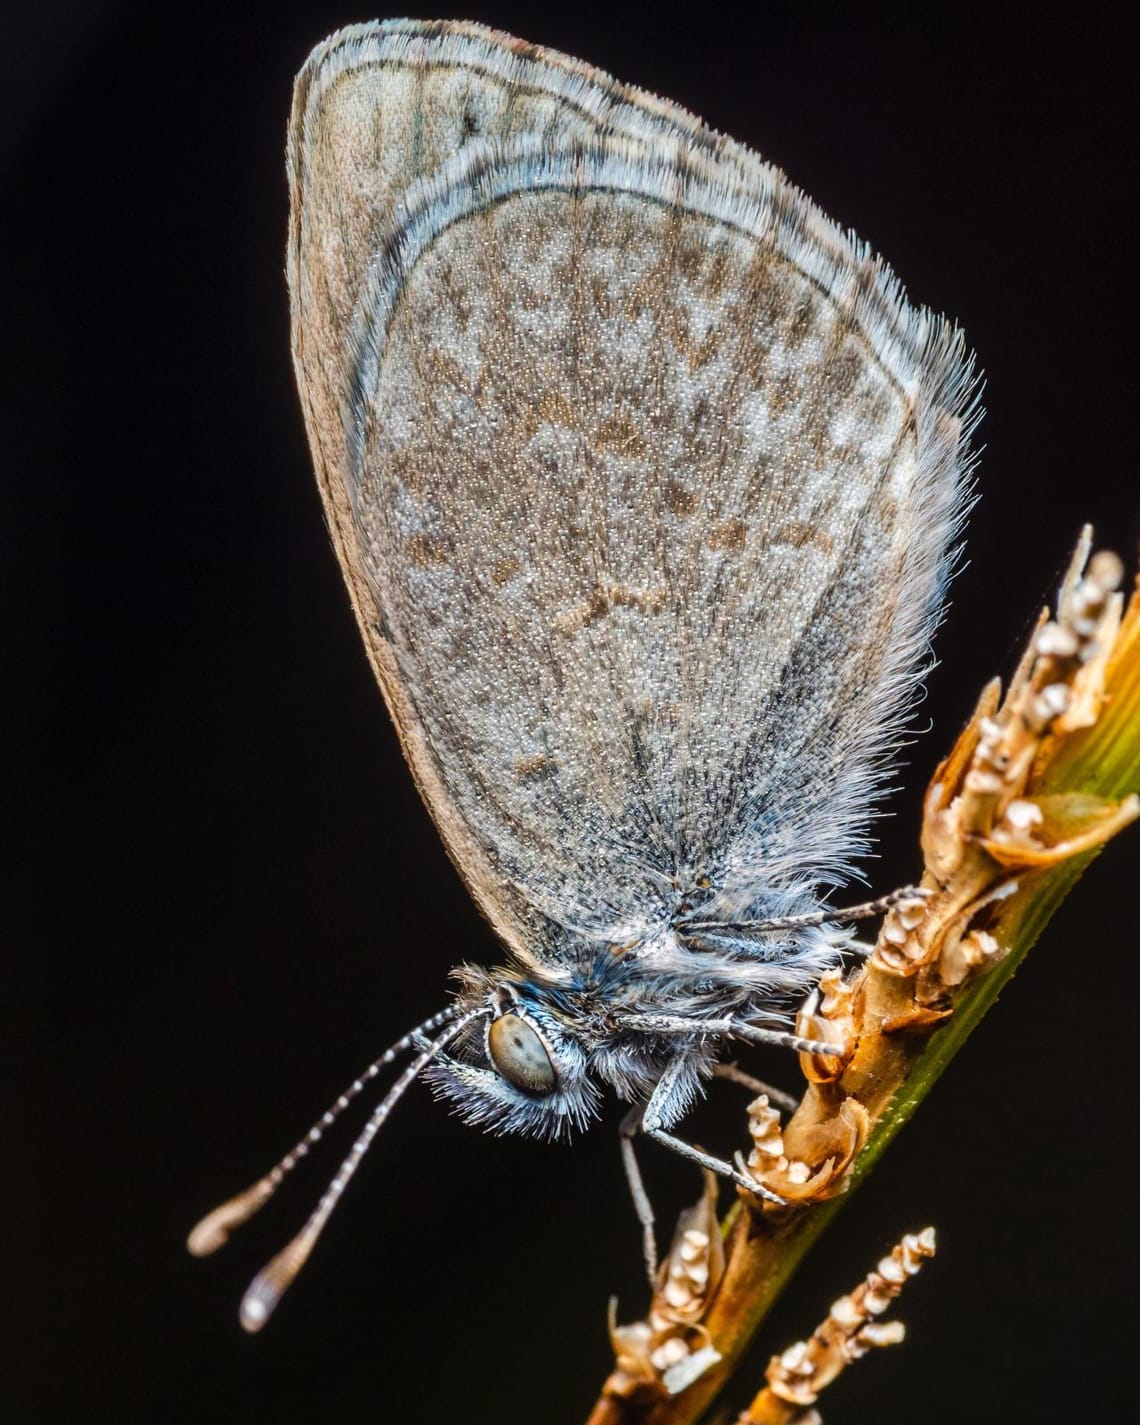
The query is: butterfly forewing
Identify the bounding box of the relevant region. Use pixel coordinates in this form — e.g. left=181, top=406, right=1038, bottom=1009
left=287, top=20, right=976, bottom=963
left=287, top=21, right=749, bottom=954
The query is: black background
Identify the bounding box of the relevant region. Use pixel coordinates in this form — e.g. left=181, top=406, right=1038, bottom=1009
left=5, top=2, right=1136, bottom=1422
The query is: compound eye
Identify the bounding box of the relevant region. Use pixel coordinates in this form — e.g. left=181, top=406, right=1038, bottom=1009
left=487, top=1014, right=556, bottom=1094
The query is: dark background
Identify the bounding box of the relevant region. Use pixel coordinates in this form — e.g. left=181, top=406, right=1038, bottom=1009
left=5, top=1, right=1136, bottom=1421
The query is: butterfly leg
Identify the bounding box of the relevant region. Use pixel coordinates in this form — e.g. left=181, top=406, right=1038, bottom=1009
left=680, top=884, right=931, bottom=936
left=619, top=1104, right=658, bottom=1285
left=640, top=1056, right=785, bottom=1206
left=711, top=1061, right=799, bottom=1113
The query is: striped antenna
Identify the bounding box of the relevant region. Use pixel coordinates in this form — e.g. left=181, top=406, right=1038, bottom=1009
left=236, top=1009, right=480, bottom=1331
left=186, top=1004, right=463, bottom=1261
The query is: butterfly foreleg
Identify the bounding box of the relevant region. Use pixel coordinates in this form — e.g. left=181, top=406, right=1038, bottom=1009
left=711, top=1061, right=800, bottom=1113
left=620, top=1012, right=845, bottom=1058
left=638, top=1055, right=785, bottom=1205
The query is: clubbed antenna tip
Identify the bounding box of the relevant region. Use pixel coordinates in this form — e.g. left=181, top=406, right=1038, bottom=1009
left=187, top=1177, right=275, bottom=1258
left=189, top=1006, right=474, bottom=1330
left=239, top=1228, right=317, bottom=1333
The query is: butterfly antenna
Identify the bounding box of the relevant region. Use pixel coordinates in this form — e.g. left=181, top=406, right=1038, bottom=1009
left=237, top=1009, right=479, bottom=1332
left=186, top=1004, right=462, bottom=1260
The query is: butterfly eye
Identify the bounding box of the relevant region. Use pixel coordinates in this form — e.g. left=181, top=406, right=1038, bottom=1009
left=487, top=1014, right=556, bottom=1094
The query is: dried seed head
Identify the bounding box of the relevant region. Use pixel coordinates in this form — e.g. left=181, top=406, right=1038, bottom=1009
left=1087, top=548, right=1125, bottom=592
left=1004, top=798, right=1044, bottom=831
left=818, top=967, right=858, bottom=1017
left=746, top=1095, right=786, bottom=1171
left=1036, top=621, right=1080, bottom=659
left=767, top=1340, right=819, bottom=1406
left=655, top=1226, right=716, bottom=1321
left=893, top=894, right=930, bottom=930
left=941, top=928, right=1002, bottom=987
left=905, top=1227, right=937, bottom=1261
left=982, top=794, right=1050, bottom=859
left=850, top=1319, right=907, bottom=1356
left=873, top=908, right=930, bottom=972
left=659, top=1340, right=723, bottom=1396
left=650, top=1335, right=690, bottom=1370
left=1033, top=681, right=1072, bottom=726
left=796, top=972, right=858, bottom=1079
left=876, top=1252, right=908, bottom=1286
left=828, top=1294, right=861, bottom=1330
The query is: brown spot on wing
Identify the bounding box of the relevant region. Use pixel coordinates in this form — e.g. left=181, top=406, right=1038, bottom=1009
left=554, top=580, right=668, bottom=635
left=491, top=554, right=523, bottom=586
left=708, top=518, right=747, bottom=552
left=512, top=753, right=557, bottom=782
left=666, top=482, right=698, bottom=517
left=775, top=519, right=835, bottom=555
left=593, top=414, right=647, bottom=458
left=537, top=389, right=577, bottom=427
left=405, top=532, right=449, bottom=567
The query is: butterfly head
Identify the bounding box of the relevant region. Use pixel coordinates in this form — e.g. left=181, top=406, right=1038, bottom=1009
left=423, top=968, right=604, bottom=1140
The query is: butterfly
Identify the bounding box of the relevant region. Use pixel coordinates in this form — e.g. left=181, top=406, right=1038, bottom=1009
left=189, top=18, right=978, bottom=1330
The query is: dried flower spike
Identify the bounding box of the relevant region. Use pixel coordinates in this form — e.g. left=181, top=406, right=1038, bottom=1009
left=587, top=537, right=1137, bottom=1425
left=738, top=1228, right=936, bottom=1424
left=607, top=1172, right=726, bottom=1402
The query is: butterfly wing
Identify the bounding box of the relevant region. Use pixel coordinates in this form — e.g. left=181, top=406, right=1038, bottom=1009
left=288, top=23, right=978, bottom=967
left=288, top=21, right=767, bottom=963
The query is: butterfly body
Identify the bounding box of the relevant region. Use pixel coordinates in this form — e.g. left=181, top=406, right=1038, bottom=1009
left=437, top=891, right=843, bottom=1138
